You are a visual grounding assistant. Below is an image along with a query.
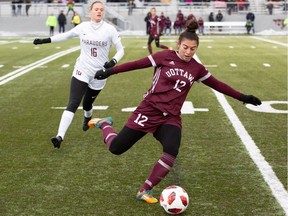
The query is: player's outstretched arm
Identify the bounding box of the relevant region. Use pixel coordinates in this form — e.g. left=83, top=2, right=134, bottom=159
left=33, top=38, right=51, bottom=45
left=95, top=68, right=115, bottom=80
left=202, top=75, right=262, bottom=106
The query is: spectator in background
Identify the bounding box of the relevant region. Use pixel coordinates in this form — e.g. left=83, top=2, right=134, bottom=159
left=46, top=13, right=57, bottom=36
left=209, top=12, right=214, bottom=22
left=208, top=12, right=214, bottom=31
left=144, top=12, right=151, bottom=35
left=246, top=9, right=255, bottom=22
left=283, top=0, right=287, bottom=11
left=176, top=10, right=184, bottom=32
left=58, top=10, right=67, bottom=33
left=25, top=0, right=31, bottom=16
left=216, top=10, right=223, bottom=32
left=187, top=13, right=196, bottom=22
left=198, top=17, right=204, bottom=35
left=238, top=0, right=245, bottom=11
left=71, top=11, right=81, bottom=26
left=164, top=17, right=172, bottom=35
left=159, top=12, right=166, bottom=34
left=185, top=13, right=196, bottom=28
left=173, top=17, right=182, bottom=35
left=17, top=0, right=23, bottom=16
left=244, top=0, right=250, bottom=11
left=12, top=0, right=17, bottom=16
left=266, top=0, right=273, bottom=15
left=66, top=0, right=74, bottom=16
left=147, top=7, right=170, bottom=54
left=246, top=9, right=255, bottom=33
left=283, top=17, right=288, bottom=28
left=245, top=19, right=254, bottom=34
left=128, top=0, right=134, bottom=16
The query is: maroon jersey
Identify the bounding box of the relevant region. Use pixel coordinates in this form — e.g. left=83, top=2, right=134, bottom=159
left=173, top=19, right=182, bottom=29
left=198, top=19, right=204, bottom=27
left=115, top=50, right=210, bottom=116
left=143, top=50, right=210, bottom=115
left=149, top=15, right=161, bottom=37
left=165, top=19, right=172, bottom=27
left=159, top=15, right=166, bottom=32
left=176, top=11, right=184, bottom=23
left=113, top=50, right=242, bottom=131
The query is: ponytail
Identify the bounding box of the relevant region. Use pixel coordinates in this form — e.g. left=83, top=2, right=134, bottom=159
left=179, top=20, right=199, bottom=45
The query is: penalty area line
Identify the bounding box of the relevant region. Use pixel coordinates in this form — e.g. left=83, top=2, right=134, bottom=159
left=0, top=46, right=80, bottom=86
left=193, top=54, right=288, bottom=214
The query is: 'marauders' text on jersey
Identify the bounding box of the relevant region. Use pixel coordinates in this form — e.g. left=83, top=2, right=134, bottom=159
left=51, top=21, right=121, bottom=77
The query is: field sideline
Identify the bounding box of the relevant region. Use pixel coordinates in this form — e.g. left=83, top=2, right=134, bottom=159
left=0, top=35, right=287, bottom=215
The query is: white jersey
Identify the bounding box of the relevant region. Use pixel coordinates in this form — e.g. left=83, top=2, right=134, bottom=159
left=50, top=20, right=124, bottom=89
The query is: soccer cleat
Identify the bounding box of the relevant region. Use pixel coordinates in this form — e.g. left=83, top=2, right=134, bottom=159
left=51, top=136, right=63, bottom=149
left=82, top=116, right=92, bottom=131
left=88, top=117, right=113, bottom=128
left=136, top=190, right=158, bottom=204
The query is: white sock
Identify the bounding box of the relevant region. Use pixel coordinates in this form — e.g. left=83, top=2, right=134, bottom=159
left=84, top=108, right=93, bottom=118
left=56, top=110, right=74, bottom=139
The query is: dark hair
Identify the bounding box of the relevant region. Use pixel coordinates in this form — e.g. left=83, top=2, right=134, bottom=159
left=179, top=20, right=199, bottom=46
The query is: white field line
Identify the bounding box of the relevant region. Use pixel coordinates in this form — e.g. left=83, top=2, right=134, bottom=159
left=252, top=36, right=288, bottom=47
left=194, top=54, right=288, bottom=215
left=0, top=46, right=80, bottom=86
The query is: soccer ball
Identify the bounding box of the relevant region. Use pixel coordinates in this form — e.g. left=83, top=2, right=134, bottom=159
left=159, top=185, right=189, bottom=215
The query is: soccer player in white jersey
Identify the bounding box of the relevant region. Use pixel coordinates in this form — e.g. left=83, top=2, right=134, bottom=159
left=33, top=1, right=124, bottom=149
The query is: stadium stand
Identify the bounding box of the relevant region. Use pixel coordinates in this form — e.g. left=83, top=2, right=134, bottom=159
left=0, top=0, right=286, bottom=36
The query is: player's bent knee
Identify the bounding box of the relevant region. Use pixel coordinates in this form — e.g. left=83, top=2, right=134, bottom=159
left=66, top=100, right=81, bottom=113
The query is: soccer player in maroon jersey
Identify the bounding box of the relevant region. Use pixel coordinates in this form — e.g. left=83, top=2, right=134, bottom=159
left=89, top=20, right=262, bottom=204
left=147, top=7, right=170, bottom=54
left=176, top=9, right=184, bottom=32
left=173, top=17, right=182, bottom=35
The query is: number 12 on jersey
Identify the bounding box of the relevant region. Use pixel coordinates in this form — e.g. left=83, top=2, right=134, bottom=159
left=134, top=113, right=148, bottom=127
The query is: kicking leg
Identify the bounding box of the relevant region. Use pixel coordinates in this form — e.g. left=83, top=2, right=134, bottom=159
left=137, top=124, right=181, bottom=203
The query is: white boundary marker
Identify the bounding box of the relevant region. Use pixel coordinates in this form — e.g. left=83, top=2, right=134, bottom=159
left=252, top=36, right=288, bottom=47
left=0, top=46, right=80, bottom=86
left=193, top=53, right=288, bottom=215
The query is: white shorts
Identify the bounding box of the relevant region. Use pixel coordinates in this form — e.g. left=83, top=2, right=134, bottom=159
left=72, top=68, right=107, bottom=90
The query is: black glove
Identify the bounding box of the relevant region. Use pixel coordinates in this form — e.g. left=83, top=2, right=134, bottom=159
left=33, top=38, right=51, bottom=45
left=94, top=68, right=115, bottom=80
left=104, top=58, right=117, bottom=69
left=240, top=94, right=262, bottom=106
